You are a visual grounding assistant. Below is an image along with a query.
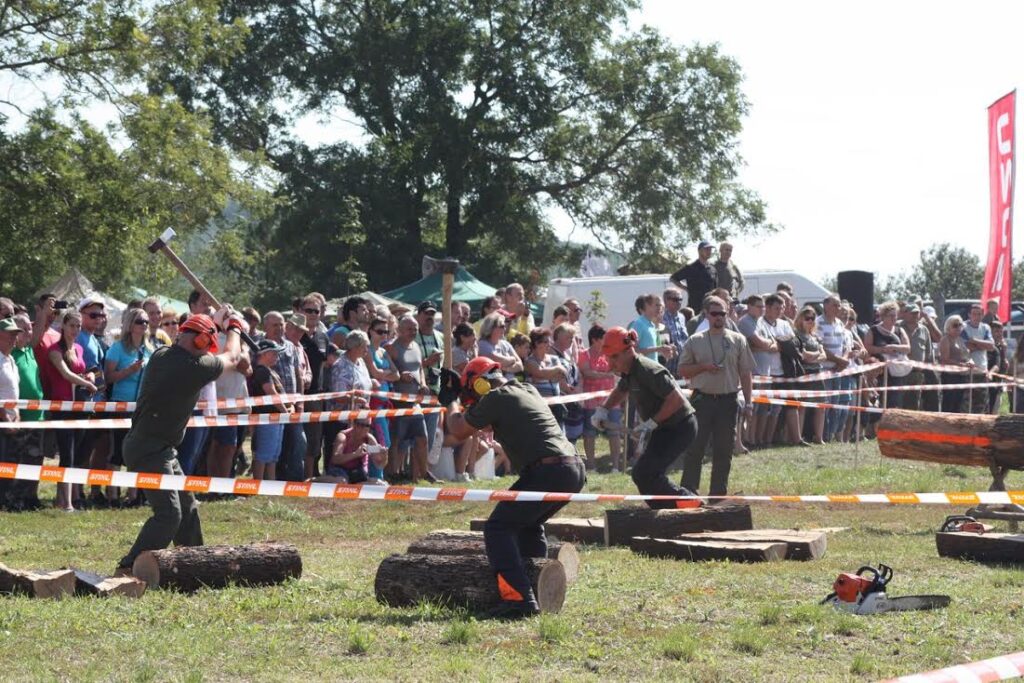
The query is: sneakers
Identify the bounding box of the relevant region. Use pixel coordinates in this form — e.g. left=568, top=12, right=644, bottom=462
left=455, top=472, right=473, bottom=483
left=482, top=600, right=541, bottom=621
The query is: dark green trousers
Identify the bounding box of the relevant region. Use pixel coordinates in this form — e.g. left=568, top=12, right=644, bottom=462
left=681, top=391, right=739, bottom=496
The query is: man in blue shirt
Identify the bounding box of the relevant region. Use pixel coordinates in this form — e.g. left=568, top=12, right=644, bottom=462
left=76, top=297, right=107, bottom=380
left=662, top=288, right=688, bottom=377
left=627, top=294, right=674, bottom=363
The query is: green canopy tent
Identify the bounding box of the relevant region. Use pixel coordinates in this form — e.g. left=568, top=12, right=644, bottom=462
left=384, top=267, right=496, bottom=317
left=129, top=287, right=189, bottom=315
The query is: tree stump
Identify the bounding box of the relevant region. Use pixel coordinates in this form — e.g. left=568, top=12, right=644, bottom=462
left=629, top=536, right=787, bottom=563
left=374, top=554, right=566, bottom=613
left=604, top=504, right=753, bottom=547
left=408, top=530, right=579, bottom=583
left=0, top=564, right=76, bottom=599
left=469, top=517, right=605, bottom=545
left=877, top=409, right=1024, bottom=470
left=71, top=569, right=147, bottom=598
left=132, top=543, right=302, bottom=592
left=673, top=529, right=827, bottom=561
left=936, top=532, right=1024, bottom=563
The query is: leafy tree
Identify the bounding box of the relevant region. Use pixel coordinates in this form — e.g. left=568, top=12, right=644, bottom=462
left=887, top=243, right=985, bottom=301
left=170, top=0, right=774, bottom=289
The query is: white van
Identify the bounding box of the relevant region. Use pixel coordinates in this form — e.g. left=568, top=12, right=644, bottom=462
left=543, top=270, right=831, bottom=330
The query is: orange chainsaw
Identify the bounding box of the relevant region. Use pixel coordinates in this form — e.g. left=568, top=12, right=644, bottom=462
left=820, top=564, right=950, bottom=615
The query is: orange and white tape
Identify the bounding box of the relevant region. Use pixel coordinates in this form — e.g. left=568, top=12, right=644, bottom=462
left=1, top=464, right=1021, bottom=506
left=753, top=362, right=885, bottom=385
left=754, top=381, right=1012, bottom=400
left=751, top=395, right=884, bottom=414
left=881, top=650, right=1024, bottom=683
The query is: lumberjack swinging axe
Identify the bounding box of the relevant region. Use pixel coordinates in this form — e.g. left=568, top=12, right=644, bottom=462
left=147, top=228, right=260, bottom=354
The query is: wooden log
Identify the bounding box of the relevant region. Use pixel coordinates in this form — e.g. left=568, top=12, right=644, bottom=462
left=674, top=529, right=827, bottom=561
left=132, top=543, right=302, bottom=592
left=0, top=564, right=76, bottom=599
left=629, top=537, right=787, bottom=563
left=375, top=553, right=566, bottom=613
left=936, top=532, right=1024, bottom=563
left=604, top=504, right=753, bottom=547
left=877, top=409, right=1024, bottom=470
left=409, top=530, right=579, bottom=583
left=470, top=517, right=606, bottom=545
left=71, top=569, right=146, bottom=598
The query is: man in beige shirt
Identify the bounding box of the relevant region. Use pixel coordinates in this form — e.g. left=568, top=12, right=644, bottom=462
left=677, top=295, right=755, bottom=496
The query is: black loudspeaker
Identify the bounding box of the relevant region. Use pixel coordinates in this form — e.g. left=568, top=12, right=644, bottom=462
left=837, top=271, right=874, bottom=324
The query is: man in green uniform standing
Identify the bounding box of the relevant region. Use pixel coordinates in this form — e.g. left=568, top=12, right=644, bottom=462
left=116, top=308, right=246, bottom=575
left=447, top=357, right=586, bottom=619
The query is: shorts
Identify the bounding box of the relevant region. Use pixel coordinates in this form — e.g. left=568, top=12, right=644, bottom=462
left=253, top=424, right=284, bottom=464
left=582, top=408, right=623, bottom=437
left=212, top=424, right=242, bottom=447
left=393, top=414, right=427, bottom=449
left=325, top=465, right=368, bottom=484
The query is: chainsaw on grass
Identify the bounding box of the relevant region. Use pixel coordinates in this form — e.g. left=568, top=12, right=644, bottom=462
left=820, top=564, right=950, bottom=615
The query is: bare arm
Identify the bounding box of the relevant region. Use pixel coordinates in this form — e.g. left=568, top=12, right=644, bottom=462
left=215, top=329, right=244, bottom=372
left=48, top=350, right=95, bottom=391
left=525, top=357, right=567, bottom=382
left=602, top=384, right=628, bottom=410
left=104, top=356, right=142, bottom=384
left=447, top=412, right=479, bottom=441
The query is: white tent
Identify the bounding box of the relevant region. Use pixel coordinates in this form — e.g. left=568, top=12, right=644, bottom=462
left=35, top=267, right=129, bottom=339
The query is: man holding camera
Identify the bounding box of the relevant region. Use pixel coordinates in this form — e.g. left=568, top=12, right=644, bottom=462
left=677, top=295, right=755, bottom=497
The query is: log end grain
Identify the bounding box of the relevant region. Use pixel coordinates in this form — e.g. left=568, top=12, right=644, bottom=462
left=535, top=561, right=566, bottom=614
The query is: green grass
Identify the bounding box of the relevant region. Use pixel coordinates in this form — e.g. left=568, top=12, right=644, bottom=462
left=1, top=440, right=1023, bottom=681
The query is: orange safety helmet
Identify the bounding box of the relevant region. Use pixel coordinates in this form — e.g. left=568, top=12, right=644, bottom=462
left=179, top=314, right=220, bottom=354
left=602, top=326, right=638, bottom=356
left=460, top=356, right=502, bottom=404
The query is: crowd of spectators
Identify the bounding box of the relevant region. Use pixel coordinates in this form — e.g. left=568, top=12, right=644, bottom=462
left=0, top=242, right=1018, bottom=512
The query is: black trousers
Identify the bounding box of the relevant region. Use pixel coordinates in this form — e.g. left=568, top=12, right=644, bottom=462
left=682, top=392, right=738, bottom=496
left=632, top=413, right=698, bottom=509
left=484, top=458, right=586, bottom=606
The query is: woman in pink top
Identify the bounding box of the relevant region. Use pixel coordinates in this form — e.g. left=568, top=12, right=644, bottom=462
left=578, top=325, right=623, bottom=473
left=45, top=310, right=97, bottom=511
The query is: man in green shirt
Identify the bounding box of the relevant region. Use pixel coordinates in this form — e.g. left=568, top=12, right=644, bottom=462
left=3, top=314, right=46, bottom=510
left=448, top=357, right=585, bottom=620
left=594, top=327, right=699, bottom=509
left=116, top=309, right=246, bottom=575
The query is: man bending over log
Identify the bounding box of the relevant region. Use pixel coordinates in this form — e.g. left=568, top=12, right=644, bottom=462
left=115, top=308, right=246, bottom=576
left=447, top=357, right=585, bottom=619
left=594, top=327, right=699, bottom=509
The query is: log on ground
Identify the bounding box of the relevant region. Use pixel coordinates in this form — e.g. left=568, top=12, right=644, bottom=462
left=877, top=409, right=1024, bottom=470
left=375, top=553, right=566, bottom=613
left=132, top=543, right=302, bottom=592
left=408, top=530, right=579, bottom=583
left=936, top=532, right=1024, bottom=563
left=71, top=569, right=146, bottom=598
left=629, top=536, right=787, bottom=563
left=0, top=564, right=76, bottom=599
left=604, top=505, right=753, bottom=547
left=674, top=529, right=827, bottom=561
left=469, top=517, right=605, bottom=545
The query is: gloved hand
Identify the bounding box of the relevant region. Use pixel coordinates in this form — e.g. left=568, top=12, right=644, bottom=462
left=213, top=304, right=240, bottom=331
left=631, top=418, right=658, bottom=439
left=437, top=368, right=463, bottom=406
left=591, top=406, right=609, bottom=431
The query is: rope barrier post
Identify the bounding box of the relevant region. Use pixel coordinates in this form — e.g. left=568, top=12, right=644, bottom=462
left=967, top=368, right=974, bottom=413
left=853, top=374, right=863, bottom=462
left=881, top=365, right=889, bottom=410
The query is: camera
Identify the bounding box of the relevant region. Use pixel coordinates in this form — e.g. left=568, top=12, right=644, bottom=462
left=54, top=300, right=69, bottom=310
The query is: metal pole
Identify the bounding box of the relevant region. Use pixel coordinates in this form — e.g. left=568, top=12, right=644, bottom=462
left=881, top=365, right=889, bottom=410
left=854, top=373, right=863, bottom=454
left=967, top=368, right=974, bottom=413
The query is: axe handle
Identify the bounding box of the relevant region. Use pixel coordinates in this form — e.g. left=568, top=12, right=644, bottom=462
left=157, top=244, right=259, bottom=354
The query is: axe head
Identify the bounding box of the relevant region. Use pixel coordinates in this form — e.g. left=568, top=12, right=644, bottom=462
left=148, top=227, right=178, bottom=253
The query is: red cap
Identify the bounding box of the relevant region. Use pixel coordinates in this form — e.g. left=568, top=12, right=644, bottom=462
left=180, top=314, right=220, bottom=354
left=602, top=327, right=637, bottom=356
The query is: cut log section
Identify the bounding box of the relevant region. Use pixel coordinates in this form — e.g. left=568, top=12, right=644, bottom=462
left=604, top=504, right=753, bottom=547
left=132, top=543, right=302, bottom=592
left=0, top=564, right=76, bottom=599
left=375, top=553, right=566, bottom=613
left=877, top=409, right=1024, bottom=470
left=71, top=569, right=146, bottom=598
left=470, top=517, right=605, bottom=545
left=673, top=529, right=826, bottom=561
left=936, top=532, right=1024, bottom=563
left=629, top=536, right=787, bottom=563
left=408, top=530, right=579, bottom=583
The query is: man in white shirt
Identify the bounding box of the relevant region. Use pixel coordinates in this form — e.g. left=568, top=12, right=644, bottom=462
left=816, top=294, right=850, bottom=441
left=753, top=294, right=794, bottom=446
left=962, top=303, right=995, bottom=413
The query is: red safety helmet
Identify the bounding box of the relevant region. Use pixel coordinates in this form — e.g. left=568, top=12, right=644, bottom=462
left=180, top=314, right=219, bottom=354
left=602, top=326, right=637, bottom=356
left=460, top=356, right=502, bottom=404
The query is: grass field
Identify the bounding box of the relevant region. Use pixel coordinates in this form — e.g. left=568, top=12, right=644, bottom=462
left=1, top=441, right=1023, bottom=682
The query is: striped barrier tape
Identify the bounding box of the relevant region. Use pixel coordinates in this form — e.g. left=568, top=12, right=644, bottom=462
left=751, top=395, right=884, bottom=414
left=0, top=464, right=1022, bottom=505
left=754, top=381, right=1012, bottom=399
left=4, top=406, right=448, bottom=430
left=753, top=362, right=885, bottom=385
left=881, top=650, right=1024, bottom=683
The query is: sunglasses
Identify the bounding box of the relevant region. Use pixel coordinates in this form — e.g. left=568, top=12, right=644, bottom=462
left=134, top=319, right=149, bottom=326
left=707, top=311, right=726, bottom=318
left=666, top=297, right=682, bottom=303
left=371, top=327, right=387, bottom=335
left=802, top=315, right=815, bottom=321
left=88, top=312, right=107, bottom=319
left=303, top=308, right=320, bottom=315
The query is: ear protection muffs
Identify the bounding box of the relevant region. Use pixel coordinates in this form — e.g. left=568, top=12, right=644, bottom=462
left=472, top=375, right=493, bottom=397
left=193, top=333, right=211, bottom=350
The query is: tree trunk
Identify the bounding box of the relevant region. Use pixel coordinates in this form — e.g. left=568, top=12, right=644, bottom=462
left=604, top=505, right=753, bottom=547
left=0, top=564, right=76, bottom=599
left=470, top=517, right=606, bottom=545
left=877, top=409, right=1024, bottom=469
left=629, top=536, right=787, bottom=563
left=408, top=530, right=579, bottom=583
left=72, top=569, right=146, bottom=598
left=375, top=553, right=566, bottom=613
left=673, top=529, right=827, bottom=561
left=132, top=543, right=302, bottom=592
left=936, top=531, right=1024, bottom=563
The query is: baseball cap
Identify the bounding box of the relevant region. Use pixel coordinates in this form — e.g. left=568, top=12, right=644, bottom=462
left=902, top=304, right=920, bottom=314
left=417, top=300, right=438, bottom=315
left=602, top=327, right=638, bottom=356
left=0, top=318, right=19, bottom=333
left=256, top=339, right=284, bottom=355
left=78, top=296, right=104, bottom=311
left=923, top=305, right=937, bottom=318
left=697, top=240, right=716, bottom=251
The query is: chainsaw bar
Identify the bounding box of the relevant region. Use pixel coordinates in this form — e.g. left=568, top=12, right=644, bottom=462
left=869, top=594, right=951, bottom=613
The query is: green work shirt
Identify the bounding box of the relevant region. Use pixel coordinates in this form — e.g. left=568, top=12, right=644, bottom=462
left=616, top=354, right=694, bottom=425
left=124, top=345, right=224, bottom=456
left=464, top=380, right=574, bottom=473
left=12, top=347, right=44, bottom=421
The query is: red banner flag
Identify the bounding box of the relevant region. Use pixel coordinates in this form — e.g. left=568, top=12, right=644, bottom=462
left=982, top=91, right=1016, bottom=322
